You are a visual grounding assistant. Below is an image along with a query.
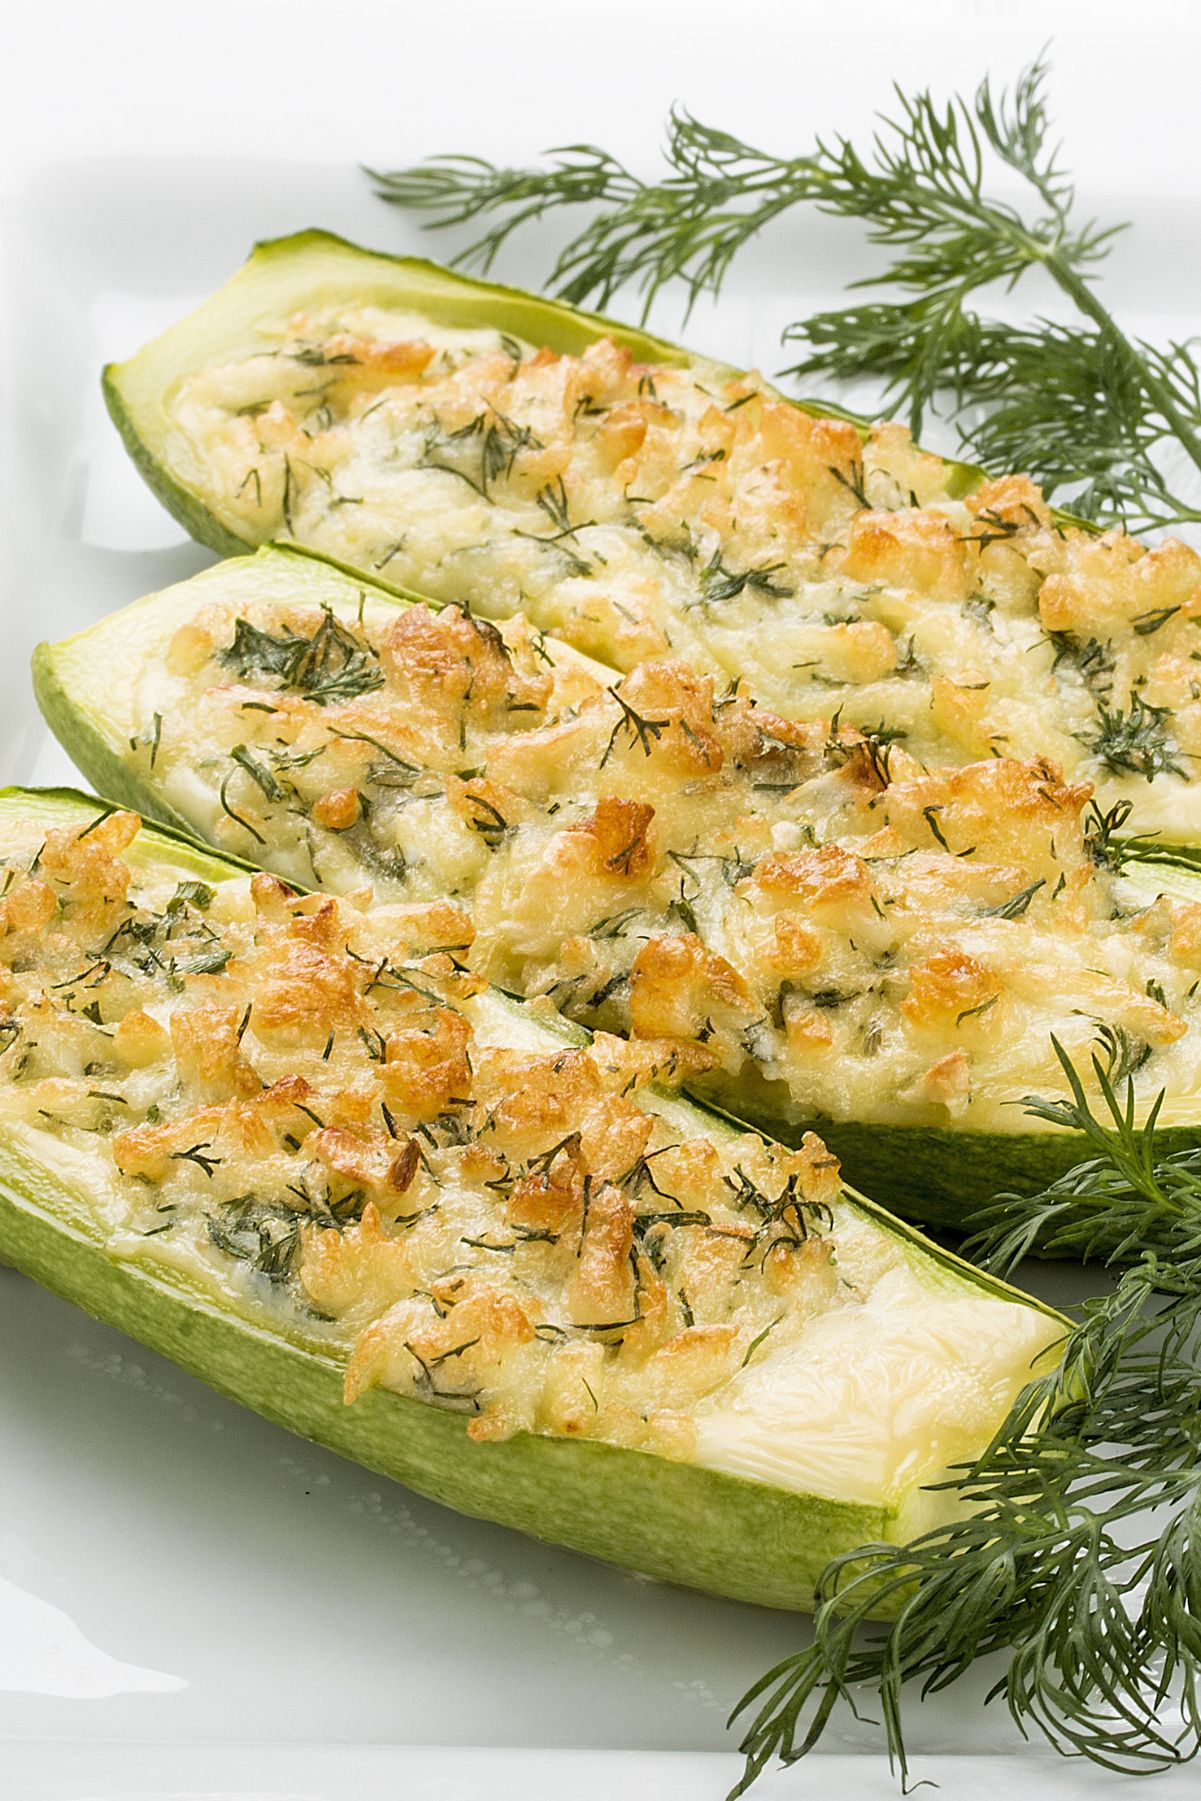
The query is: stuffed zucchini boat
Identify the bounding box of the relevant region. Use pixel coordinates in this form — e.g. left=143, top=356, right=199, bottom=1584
left=104, top=229, right=1201, bottom=843
left=0, top=787, right=1061, bottom=1609
left=34, top=547, right=1201, bottom=1227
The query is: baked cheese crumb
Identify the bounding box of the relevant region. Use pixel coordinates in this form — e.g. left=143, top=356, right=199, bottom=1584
left=111, top=588, right=1201, bottom=1135
left=166, top=309, right=1201, bottom=838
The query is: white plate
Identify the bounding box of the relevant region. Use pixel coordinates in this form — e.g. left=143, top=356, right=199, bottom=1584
left=2, top=37, right=1199, bottom=1797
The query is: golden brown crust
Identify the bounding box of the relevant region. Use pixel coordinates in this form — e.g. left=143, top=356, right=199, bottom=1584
left=2, top=812, right=886, bottom=1452
left=381, top=604, right=552, bottom=725
left=123, top=551, right=1201, bottom=1137
left=629, top=934, right=757, bottom=1043
left=570, top=797, right=657, bottom=880
left=164, top=302, right=1201, bottom=848
left=380, top=1005, right=473, bottom=1120
left=841, top=508, right=972, bottom=602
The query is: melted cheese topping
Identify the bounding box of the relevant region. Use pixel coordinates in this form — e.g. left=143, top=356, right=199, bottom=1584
left=118, top=589, right=1201, bottom=1135
left=0, top=805, right=1056, bottom=1507
left=167, top=305, right=1201, bottom=838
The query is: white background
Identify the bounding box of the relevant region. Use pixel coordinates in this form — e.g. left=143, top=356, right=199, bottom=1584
left=2, top=3, right=1200, bottom=1797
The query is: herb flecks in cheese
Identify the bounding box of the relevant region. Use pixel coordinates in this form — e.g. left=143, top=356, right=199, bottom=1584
left=168, top=308, right=1201, bottom=836
left=127, top=590, right=1201, bottom=1135
left=0, top=806, right=1055, bottom=1502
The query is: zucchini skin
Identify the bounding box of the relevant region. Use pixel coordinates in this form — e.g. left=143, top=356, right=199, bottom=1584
left=31, top=644, right=199, bottom=837
left=103, top=364, right=250, bottom=561
left=34, top=550, right=1201, bottom=1237
left=4, top=787, right=1059, bottom=1614
left=101, top=227, right=989, bottom=558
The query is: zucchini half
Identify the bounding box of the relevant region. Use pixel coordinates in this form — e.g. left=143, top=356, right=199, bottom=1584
left=101, top=228, right=1201, bottom=844
left=101, top=226, right=987, bottom=566
left=33, top=546, right=1201, bottom=1232
left=0, top=787, right=1061, bottom=1610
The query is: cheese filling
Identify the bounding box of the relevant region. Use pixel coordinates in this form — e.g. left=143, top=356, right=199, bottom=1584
left=101, top=580, right=1201, bottom=1136
left=165, top=304, right=1201, bottom=838
left=0, top=803, right=1057, bottom=1509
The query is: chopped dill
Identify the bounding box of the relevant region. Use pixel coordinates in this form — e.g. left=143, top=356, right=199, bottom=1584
left=221, top=608, right=384, bottom=707
left=1082, top=692, right=1186, bottom=782
left=692, top=550, right=794, bottom=608
left=982, top=878, right=1046, bottom=919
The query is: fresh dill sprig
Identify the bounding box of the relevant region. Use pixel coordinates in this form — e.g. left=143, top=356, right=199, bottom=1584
left=728, top=1041, right=1201, bottom=1795
left=371, top=59, right=1201, bottom=533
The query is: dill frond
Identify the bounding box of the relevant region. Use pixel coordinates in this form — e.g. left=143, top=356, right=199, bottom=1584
left=729, top=1043, right=1201, bottom=1793
left=370, top=58, right=1201, bottom=533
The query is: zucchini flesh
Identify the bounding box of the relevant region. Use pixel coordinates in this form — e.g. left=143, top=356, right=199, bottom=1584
left=34, top=547, right=1201, bottom=1232
left=103, top=229, right=1201, bottom=843
left=0, top=787, right=1061, bottom=1609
